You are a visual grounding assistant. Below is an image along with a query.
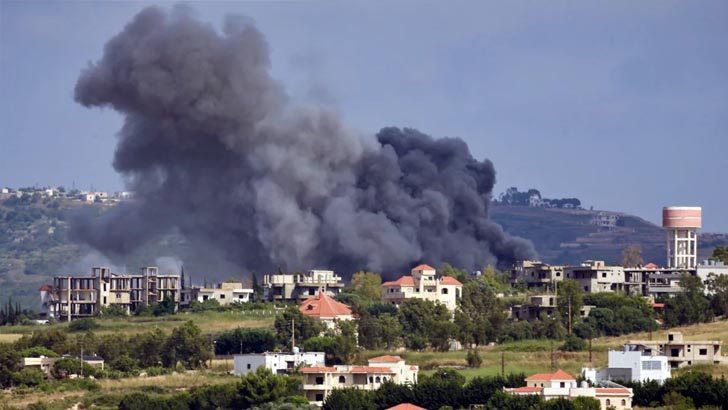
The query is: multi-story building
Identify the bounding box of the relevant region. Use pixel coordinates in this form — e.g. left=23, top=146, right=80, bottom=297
left=381, top=264, right=463, bottom=311
left=626, top=331, right=728, bottom=369
left=582, top=344, right=671, bottom=384
left=564, top=260, right=627, bottom=293
left=301, top=355, right=418, bottom=406
left=511, top=261, right=565, bottom=290
left=180, top=281, right=253, bottom=307
left=49, top=267, right=180, bottom=321
left=506, top=370, right=633, bottom=410
left=262, top=270, right=344, bottom=302
left=511, top=294, right=593, bottom=322
left=233, top=349, right=325, bottom=376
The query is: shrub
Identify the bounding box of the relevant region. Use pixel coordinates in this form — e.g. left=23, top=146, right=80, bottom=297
left=466, top=349, right=482, bottom=368
left=560, top=335, right=588, bottom=352
left=68, top=318, right=99, bottom=332
left=11, top=368, right=46, bottom=387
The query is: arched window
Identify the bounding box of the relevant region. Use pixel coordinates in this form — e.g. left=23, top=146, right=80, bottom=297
left=375, top=376, right=381, bottom=383
left=338, top=376, right=346, bottom=384
left=369, top=376, right=373, bottom=383
left=441, top=288, right=448, bottom=294
left=382, top=377, right=387, bottom=382
left=621, top=399, right=626, bottom=406
left=606, top=399, right=611, bottom=406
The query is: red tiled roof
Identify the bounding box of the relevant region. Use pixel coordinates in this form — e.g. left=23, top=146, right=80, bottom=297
left=386, top=404, right=427, bottom=410
left=382, top=276, right=415, bottom=287
left=38, top=284, right=52, bottom=291
left=652, top=303, right=665, bottom=308
left=299, top=293, right=352, bottom=318
left=299, top=366, right=337, bottom=373
left=440, top=276, right=463, bottom=286
left=644, top=262, right=659, bottom=269
left=525, top=369, right=575, bottom=382
left=506, top=386, right=544, bottom=394
left=351, top=366, right=394, bottom=373
left=596, top=388, right=632, bottom=395
left=369, top=355, right=404, bottom=363
left=412, top=264, right=435, bottom=271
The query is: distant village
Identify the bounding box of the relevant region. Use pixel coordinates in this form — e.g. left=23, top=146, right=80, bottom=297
left=20, top=204, right=728, bottom=409
left=0, top=185, right=132, bottom=204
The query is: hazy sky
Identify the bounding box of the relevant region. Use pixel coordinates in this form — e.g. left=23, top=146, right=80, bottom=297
left=1, top=1, right=726, bottom=231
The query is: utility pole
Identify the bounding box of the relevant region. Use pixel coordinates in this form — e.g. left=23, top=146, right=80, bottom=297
left=550, top=341, right=555, bottom=371
left=291, top=319, right=295, bottom=350
left=589, top=337, right=593, bottom=363
left=568, top=296, right=572, bottom=336
left=80, top=342, right=84, bottom=378
left=501, top=352, right=505, bottom=376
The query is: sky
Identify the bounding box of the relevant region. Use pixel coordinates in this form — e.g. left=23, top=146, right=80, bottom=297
left=1, top=1, right=726, bottom=231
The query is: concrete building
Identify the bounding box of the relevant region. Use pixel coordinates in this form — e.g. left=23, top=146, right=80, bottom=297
left=506, top=370, right=633, bottom=410
left=39, top=284, right=59, bottom=318
left=299, top=292, right=354, bottom=330
left=627, top=331, right=728, bottom=369
left=381, top=264, right=463, bottom=311
left=511, top=260, right=565, bottom=290
left=181, top=281, right=253, bottom=307
left=663, top=206, right=701, bottom=270
left=262, top=270, right=344, bottom=302
left=301, top=355, right=418, bottom=406
left=23, top=355, right=105, bottom=376
left=233, top=349, right=325, bottom=376
left=592, top=212, right=619, bottom=232
left=564, top=260, right=627, bottom=293
left=49, top=267, right=180, bottom=321
left=582, top=345, right=671, bottom=384
left=511, top=294, right=593, bottom=321
left=697, top=260, right=728, bottom=286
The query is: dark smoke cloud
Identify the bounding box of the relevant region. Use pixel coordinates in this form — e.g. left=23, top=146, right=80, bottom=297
left=71, top=6, right=535, bottom=277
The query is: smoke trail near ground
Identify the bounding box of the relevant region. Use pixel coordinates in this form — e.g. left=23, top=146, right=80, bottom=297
left=71, top=6, right=535, bottom=276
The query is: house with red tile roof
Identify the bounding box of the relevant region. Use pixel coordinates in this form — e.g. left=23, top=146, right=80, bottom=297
left=506, top=370, right=633, bottom=410
left=300, top=355, right=418, bottom=406
left=386, top=404, right=426, bottom=410
left=381, top=264, right=463, bottom=311
left=299, top=292, right=354, bottom=329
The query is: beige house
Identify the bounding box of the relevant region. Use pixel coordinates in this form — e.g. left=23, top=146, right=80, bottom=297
left=180, top=281, right=253, bottom=307
left=301, top=355, right=418, bottom=406
left=299, top=292, right=354, bottom=330
left=506, top=370, right=633, bottom=410
left=49, top=267, right=180, bottom=321
left=627, top=331, right=728, bottom=369
left=263, top=270, right=344, bottom=302
left=511, top=260, right=565, bottom=290
left=565, top=260, right=626, bottom=293
left=381, top=264, right=462, bottom=311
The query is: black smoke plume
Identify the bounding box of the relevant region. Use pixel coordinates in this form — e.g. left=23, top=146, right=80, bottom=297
left=71, top=6, right=535, bottom=276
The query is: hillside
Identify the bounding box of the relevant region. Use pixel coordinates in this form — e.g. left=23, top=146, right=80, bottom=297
left=1, top=196, right=726, bottom=310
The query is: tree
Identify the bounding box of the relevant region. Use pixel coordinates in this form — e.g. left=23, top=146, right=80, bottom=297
left=374, top=381, right=415, bottom=409
left=162, top=321, right=212, bottom=369
left=556, top=280, right=583, bottom=335
left=0, top=343, right=21, bottom=387
left=711, top=246, right=728, bottom=264
left=378, top=313, right=403, bottom=350
left=251, top=271, right=263, bottom=302
left=11, top=368, right=45, bottom=387
left=708, top=273, right=728, bottom=317
left=322, top=388, right=376, bottom=410
left=572, top=396, right=601, bottom=410
left=622, top=245, right=644, bottom=268
left=398, top=299, right=452, bottom=350
left=559, top=335, right=587, bottom=352
left=274, top=307, right=323, bottom=348
left=414, top=369, right=465, bottom=410
left=132, top=328, right=166, bottom=368
left=350, top=272, right=382, bottom=301
left=455, top=279, right=506, bottom=346
left=466, top=349, right=482, bottom=368
left=216, top=328, right=277, bottom=355
left=236, top=367, right=289, bottom=408
left=440, top=263, right=469, bottom=284
left=664, top=274, right=713, bottom=327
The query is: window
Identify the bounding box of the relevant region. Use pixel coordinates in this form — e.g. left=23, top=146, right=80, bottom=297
left=642, top=361, right=661, bottom=370
left=375, top=376, right=381, bottom=383
left=602, top=272, right=607, bottom=278
left=668, top=334, right=674, bottom=341
left=700, top=348, right=708, bottom=355
left=621, top=399, right=626, bottom=406
left=369, top=377, right=373, bottom=383
left=219, top=294, right=225, bottom=299
left=315, top=394, right=324, bottom=402
left=315, top=377, right=324, bottom=385
left=247, top=364, right=251, bottom=369
left=556, top=272, right=561, bottom=277
left=442, top=288, right=448, bottom=295
left=606, top=399, right=611, bottom=406
left=339, top=376, right=346, bottom=383
left=560, top=382, right=565, bottom=388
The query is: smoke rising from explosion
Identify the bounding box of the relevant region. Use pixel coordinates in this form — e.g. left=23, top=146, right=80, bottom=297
left=71, top=6, right=535, bottom=276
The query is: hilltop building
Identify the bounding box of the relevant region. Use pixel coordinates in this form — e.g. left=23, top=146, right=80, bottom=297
left=180, top=281, right=253, bottom=307
left=301, top=355, right=418, bottom=406
left=506, top=370, right=633, bottom=410
left=47, top=267, right=180, bottom=321
left=381, top=264, right=463, bottom=311
left=262, top=270, right=344, bottom=302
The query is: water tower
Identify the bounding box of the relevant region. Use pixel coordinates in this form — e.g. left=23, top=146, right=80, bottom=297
left=662, top=206, right=702, bottom=269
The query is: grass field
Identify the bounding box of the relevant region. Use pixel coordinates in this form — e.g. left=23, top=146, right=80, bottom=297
left=0, top=309, right=275, bottom=341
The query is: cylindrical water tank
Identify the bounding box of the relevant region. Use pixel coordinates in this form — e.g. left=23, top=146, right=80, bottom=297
left=662, top=207, right=702, bottom=228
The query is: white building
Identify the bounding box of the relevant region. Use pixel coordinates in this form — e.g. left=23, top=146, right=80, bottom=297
left=301, top=355, right=418, bottom=406
left=506, top=370, right=633, bottom=410
left=381, top=264, right=462, bottom=311
left=582, top=346, right=671, bottom=384
left=181, top=281, right=253, bottom=307
left=233, top=349, right=325, bottom=376
left=564, top=260, right=626, bottom=293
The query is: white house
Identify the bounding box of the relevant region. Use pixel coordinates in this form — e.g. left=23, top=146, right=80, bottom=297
left=582, top=345, right=671, bottom=384
left=506, top=370, right=633, bottom=410
left=181, top=282, right=253, bottom=307
left=301, top=355, right=418, bottom=406
left=381, top=264, right=462, bottom=311
left=233, top=349, right=325, bottom=376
